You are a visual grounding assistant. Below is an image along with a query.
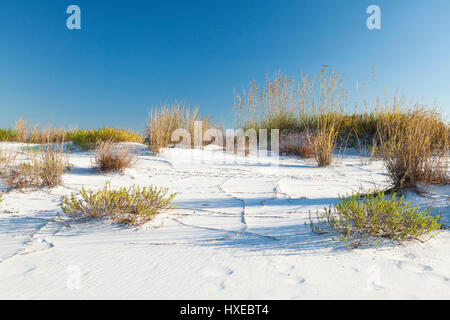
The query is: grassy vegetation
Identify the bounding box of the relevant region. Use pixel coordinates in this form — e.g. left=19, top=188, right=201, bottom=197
left=0, top=147, right=16, bottom=176
left=4, top=143, right=67, bottom=189
left=1, top=69, right=448, bottom=192
left=93, top=141, right=136, bottom=173
left=71, top=127, right=144, bottom=149
left=146, top=102, right=213, bottom=154
left=61, top=182, right=176, bottom=226
left=307, top=113, right=341, bottom=166
left=234, top=70, right=346, bottom=166
left=234, top=70, right=346, bottom=134
left=0, top=118, right=144, bottom=148
left=308, top=192, right=441, bottom=249
left=234, top=70, right=449, bottom=171
left=0, top=128, right=17, bottom=141
left=378, top=108, right=449, bottom=192
left=11, top=118, right=72, bottom=144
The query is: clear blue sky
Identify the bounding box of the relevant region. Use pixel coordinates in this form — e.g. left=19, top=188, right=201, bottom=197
left=1, top=0, right=449, bottom=131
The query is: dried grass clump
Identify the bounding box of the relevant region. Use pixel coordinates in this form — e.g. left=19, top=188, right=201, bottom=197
left=280, top=132, right=314, bottom=158
left=378, top=108, right=449, bottom=192
left=93, top=141, right=136, bottom=173
left=297, top=142, right=314, bottom=159
left=5, top=142, right=67, bottom=189
left=146, top=102, right=213, bottom=154
left=61, top=182, right=176, bottom=226
left=0, top=148, right=16, bottom=175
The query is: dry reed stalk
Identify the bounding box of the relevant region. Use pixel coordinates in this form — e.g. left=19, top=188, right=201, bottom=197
left=146, top=102, right=213, bottom=154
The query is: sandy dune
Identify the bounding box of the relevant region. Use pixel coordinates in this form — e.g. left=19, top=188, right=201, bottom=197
left=0, top=142, right=449, bottom=299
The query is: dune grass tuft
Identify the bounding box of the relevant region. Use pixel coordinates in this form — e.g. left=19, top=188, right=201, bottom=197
left=377, top=108, right=449, bottom=192
left=93, top=141, right=136, bottom=173
left=5, top=142, right=67, bottom=189
left=307, top=113, right=341, bottom=167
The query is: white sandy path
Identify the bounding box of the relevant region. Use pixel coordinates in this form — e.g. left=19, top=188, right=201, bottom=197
left=0, top=143, right=448, bottom=299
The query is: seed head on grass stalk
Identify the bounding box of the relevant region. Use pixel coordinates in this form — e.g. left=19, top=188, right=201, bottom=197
left=146, top=102, right=213, bottom=154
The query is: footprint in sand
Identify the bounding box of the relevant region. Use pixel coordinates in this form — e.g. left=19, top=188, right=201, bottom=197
left=282, top=276, right=306, bottom=286
left=395, top=260, right=449, bottom=283
left=395, top=260, right=433, bottom=273
left=200, top=265, right=234, bottom=278
left=200, top=265, right=234, bottom=291
left=23, top=238, right=54, bottom=254
left=273, top=263, right=306, bottom=286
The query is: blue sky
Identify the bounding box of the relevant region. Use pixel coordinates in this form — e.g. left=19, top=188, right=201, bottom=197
left=0, top=0, right=449, bottom=131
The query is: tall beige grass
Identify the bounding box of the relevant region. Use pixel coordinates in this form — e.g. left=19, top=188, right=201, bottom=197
left=14, top=117, right=30, bottom=143
left=146, top=102, right=213, bottom=154
left=30, top=126, right=70, bottom=144
left=13, top=117, right=70, bottom=143
left=308, top=117, right=341, bottom=167
left=378, top=107, right=449, bottom=192
left=234, top=68, right=347, bottom=166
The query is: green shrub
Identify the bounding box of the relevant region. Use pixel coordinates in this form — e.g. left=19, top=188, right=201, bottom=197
left=0, top=128, right=17, bottom=141
left=61, top=182, right=176, bottom=226
left=308, top=192, right=441, bottom=248
left=71, top=127, right=144, bottom=149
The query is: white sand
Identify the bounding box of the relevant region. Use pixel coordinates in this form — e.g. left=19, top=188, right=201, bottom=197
left=0, top=142, right=448, bottom=299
